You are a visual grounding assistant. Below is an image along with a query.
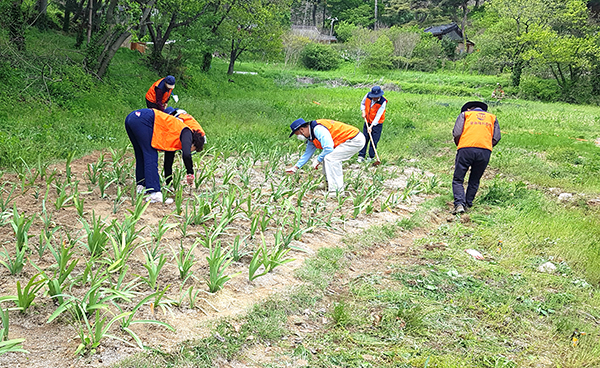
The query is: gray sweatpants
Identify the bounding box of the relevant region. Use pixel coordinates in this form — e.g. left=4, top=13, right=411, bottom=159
left=322, top=132, right=366, bottom=192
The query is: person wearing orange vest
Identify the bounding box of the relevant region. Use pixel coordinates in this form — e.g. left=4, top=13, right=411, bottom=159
left=164, top=107, right=206, bottom=186
left=452, top=101, right=501, bottom=214
left=124, top=108, right=205, bottom=203
left=145, top=75, right=175, bottom=111
left=358, top=86, right=387, bottom=163
left=286, top=118, right=365, bottom=193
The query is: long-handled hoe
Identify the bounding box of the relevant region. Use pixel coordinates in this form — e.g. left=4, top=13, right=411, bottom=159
left=365, top=119, right=381, bottom=166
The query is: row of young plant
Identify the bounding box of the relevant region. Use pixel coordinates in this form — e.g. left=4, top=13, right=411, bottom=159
left=0, top=145, right=438, bottom=356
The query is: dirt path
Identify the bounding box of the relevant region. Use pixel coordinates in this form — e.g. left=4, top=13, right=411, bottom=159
left=0, top=151, right=433, bottom=368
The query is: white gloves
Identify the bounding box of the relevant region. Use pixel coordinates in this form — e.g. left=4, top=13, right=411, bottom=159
left=311, top=158, right=320, bottom=170
left=285, top=166, right=298, bottom=174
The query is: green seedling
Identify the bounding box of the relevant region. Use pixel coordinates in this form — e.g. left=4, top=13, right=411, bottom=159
left=97, top=173, right=116, bottom=198
left=205, top=241, right=239, bottom=293
left=112, top=186, right=126, bottom=214
left=231, top=235, right=250, bottom=262
left=65, top=151, right=75, bottom=183
left=140, top=250, right=167, bottom=290
left=172, top=241, right=197, bottom=280
left=174, top=186, right=184, bottom=215
left=0, top=308, right=8, bottom=341
left=0, top=183, right=16, bottom=212
left=73, top=309, right=130, bottom=355
left=0, top=338, right=27, bottom=356
left=0, top=273, right=45, bottom=313
left=85, top=154, right=105, bottom=185
left=0, top=244, right=26, bottom=275
left=73, top=193, right=85, bottom=217
left=105, top=232, right=138, bottom=274
left=37, top=226, right=58, bottom=260
left=42, top=241, right=78, bottom=306
left=117, top=291, right=175, bottom=348
left=53, top=178, right=75, bottom=210
left=259, top=207, right=273, bottom=233
left=249, top=214, right=259, bottom=239
left=80, top=211, right=110, bottom=258
left=127, top=193, right=150, bottom=221
left=10, top=203, right=35, bottom=252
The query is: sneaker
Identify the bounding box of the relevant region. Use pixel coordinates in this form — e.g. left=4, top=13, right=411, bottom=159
left=136, top=185, right=145, bottom=194
left=366, top=157, right=373, bottom=163
left=147, top=191, right=164, bottom=203
left=452, top=204, right=465, bottom=215
left=357, top=157, right=365, bottom=163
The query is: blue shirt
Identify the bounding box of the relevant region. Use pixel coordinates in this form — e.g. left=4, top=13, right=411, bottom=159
left=294, top=125, right=334, bottom=168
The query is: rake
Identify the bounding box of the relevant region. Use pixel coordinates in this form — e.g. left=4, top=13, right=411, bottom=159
left=364, top=118, right=381, bottom=166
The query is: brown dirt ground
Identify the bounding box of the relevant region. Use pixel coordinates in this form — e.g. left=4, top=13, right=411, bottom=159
left=0, top=151, right=435, bottom=368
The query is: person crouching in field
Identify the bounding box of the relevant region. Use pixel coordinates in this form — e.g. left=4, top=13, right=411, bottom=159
left=145, top=75, right=175, bottom=111
left=358, top=85, right=386, bottom=163
left=125, top=108, right=204, bottom=203
left=452, top=101, right=501, bottom=214
left=165, top=107, right=206, bottom=187
left=286, top=118, right=365, bottom=194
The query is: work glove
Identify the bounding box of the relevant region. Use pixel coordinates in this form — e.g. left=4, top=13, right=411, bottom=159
left=285, top=166, right=298, bottom=174
left=186, top=174, right=195, bottom=185
left=367, top=124, right=373, bottom=134
left=311, top=158, right=320, bottom=170
left=203, top=135, right=207, bottom=144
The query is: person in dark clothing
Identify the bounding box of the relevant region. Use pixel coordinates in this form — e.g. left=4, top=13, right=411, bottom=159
left=451, top=101, right=501, bottom=214
left=145, top=75, right=175, bottom=111
left=124, top=108, right=204, bottom=204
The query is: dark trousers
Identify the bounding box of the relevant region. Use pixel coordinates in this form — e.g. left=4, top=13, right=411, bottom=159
left=125, top=110, right=161, bottom=193
left=452, top=147, right=491, bottom=207
left=358, top=123, right=382, bottom=159
left=145, top=99, right=162, bottom=110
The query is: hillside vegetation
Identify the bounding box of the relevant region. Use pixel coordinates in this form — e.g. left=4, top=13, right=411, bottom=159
left=1, top=28, right=600, bottom=367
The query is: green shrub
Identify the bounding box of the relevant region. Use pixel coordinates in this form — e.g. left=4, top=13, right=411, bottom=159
left=334, top=21, right=357, bottom=43
left=518, top=76, right=561, bottom=102
left=301, top=43, right=340, bottom=71
left=363, top=35, right=394, bottom=69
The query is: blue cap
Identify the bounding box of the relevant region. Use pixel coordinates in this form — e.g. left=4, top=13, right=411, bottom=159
left=165, top=75, right=175, bottom=88
left=289, top=118, right=306, bottom=137
left=367, top=86, right=384, bottom=98
left=164, top=106, right=176, bottom=115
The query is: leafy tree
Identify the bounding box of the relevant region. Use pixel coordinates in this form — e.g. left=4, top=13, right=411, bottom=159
left=334, top=20, right=357, bottom=42
left=346, top=26, right=377, bottom=71
left=219, top=0, right=287, bottom=74
left=282, top=32, right=311, bottom=66
left=387, top=25, right=421, bottom=69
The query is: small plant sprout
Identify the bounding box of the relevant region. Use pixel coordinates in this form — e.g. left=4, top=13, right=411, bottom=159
left=97, top=173, right=116, bottom=198
left=11, top=203, right=35, bottom=252
left=85, top=153, right=106, bottom=185
left=65, top=151, right=76, bottom=183
left=45, top=240, right=79, bottom=305
left=73, top=309, right=130, bottom=355
left=80, top=211, right=111, bottom=258
left=0, top=306, right=28, bottom=355
left=0, top=273, right=45, bottom=313
left=172, top=240, right=197, bottom=280
left=116, top=291, right=175, bottom=348
left=128, top=193, right=150, bottom=221
left=0, top=244, right=26, bottom=275
left=140, top=249, right=167, bottom=290
left=205, top=241, right=239, bottom=293
left=0, top=182, right=16, bottom=212
left=231, top=235, right=250, bottom=262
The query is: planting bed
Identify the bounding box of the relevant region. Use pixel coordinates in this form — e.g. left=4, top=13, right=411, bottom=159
left=0, top=148, right=435, bottom=367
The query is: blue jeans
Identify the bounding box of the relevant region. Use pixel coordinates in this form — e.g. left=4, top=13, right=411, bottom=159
left=358, top=123, right=382, bottom=159
left=125, top=109, right=161, bottom=193
left=452, top=147, right=491, bottom=207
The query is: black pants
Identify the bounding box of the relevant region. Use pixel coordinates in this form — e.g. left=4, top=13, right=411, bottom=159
left=358, top=123, right=382, bottom=159
left=146, top=99, right=162, bottom=110
left=452, top=147, right=491, bottom=207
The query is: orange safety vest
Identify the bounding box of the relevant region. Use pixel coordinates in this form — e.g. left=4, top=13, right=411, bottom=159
left=311, top=119, right=359, bottom=150
left=145, top=78, right=173, bottom=104
left=365, top=97, right=386, bottom=124
left=151, top=109, right=189, bottom=151
left=457, top=111, right=496, bottom=151
left=178, top=113, right=205, bottom=136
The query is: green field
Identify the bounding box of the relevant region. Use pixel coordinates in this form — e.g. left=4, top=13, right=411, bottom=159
left=2, top=31, right=600, bottom=367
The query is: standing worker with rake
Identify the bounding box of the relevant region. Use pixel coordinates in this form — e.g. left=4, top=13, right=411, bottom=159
left=452, top=101, right=501, bottom=214
left=286, top=118, right=365, bottom=194
left=357, top=85, right=386, bottom=163
left=145, top=75, right=176, bottom=111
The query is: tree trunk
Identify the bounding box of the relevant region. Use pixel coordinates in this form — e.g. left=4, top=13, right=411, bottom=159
left=62, top=0, right=77, bottom=32
left=312, top=2, right=317, bottom=26
left=34, top=0, right=49, bottom=29
left=512, top=59, right=523, bottom=87
left=96, top=30, right=132, bottom=78
left=201, top=52, right=212, bottom=72
left=9, top=0, right=26, bottom=52
left=374, top=0, right=377, bottom=29
left=460, top=3, right=468, bottom=54
left=87, top=0, right=93, bottom=44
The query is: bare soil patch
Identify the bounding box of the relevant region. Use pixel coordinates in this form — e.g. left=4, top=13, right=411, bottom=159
left=0, top=150, right=434, bottom=367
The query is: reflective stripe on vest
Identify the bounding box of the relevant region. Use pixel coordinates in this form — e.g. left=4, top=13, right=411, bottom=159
left=151, top=109, right=188, bottom=151
left=457, top=111, right=496, bottom=151
left=145, top=78, right=172, bottom=104
left=365, top=97, right=386, bottom=124
left=310, top=119, right=360, bottom=150
left=178, top=113, right=205, bottom=136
